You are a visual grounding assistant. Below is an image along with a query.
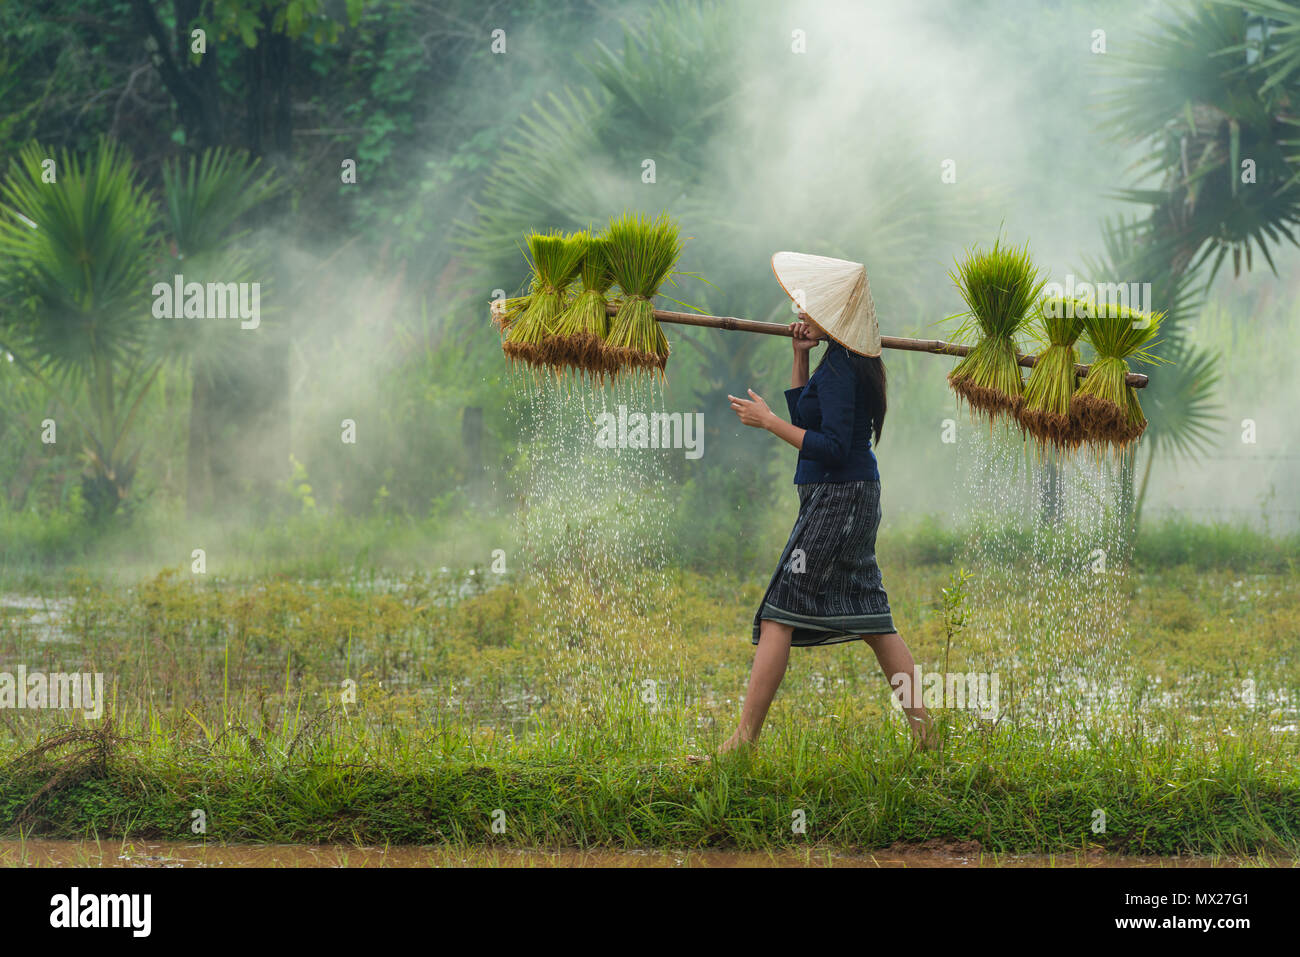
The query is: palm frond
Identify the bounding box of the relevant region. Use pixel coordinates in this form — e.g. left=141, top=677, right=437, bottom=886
left=1224, top=0, right=1300, bottom=93
left=1101, top=3, right=1300, bottom=278
left=0, top=138, right=158, bottom=381
left=1140, top=340, right=1223, bottom=459
left=161, top=147, right=281, bottom=263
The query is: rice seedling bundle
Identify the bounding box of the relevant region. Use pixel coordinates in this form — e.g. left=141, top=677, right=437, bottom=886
left=604, top=212, right=683, bottom=376
left=1072, top=302, right=1162, bottom=450
left=490, top=276, right=541, bottom=334
left=502, top=230, right=588, bottom=369
left=1018, top=296, right=1089, bottom=450
left=946, top=238, right=1047, bottom=424
left=550, top=236, right=617, bottom=379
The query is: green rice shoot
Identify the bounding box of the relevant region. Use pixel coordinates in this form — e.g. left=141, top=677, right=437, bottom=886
left=1019, top=296, right=1088, bottom=452
left=604, top=211, right=683, bottom=378
left=503, top=230, right=588, bottom=371
left=1073, top=302, right=1163, bottom=451
left=491, top=275, right=541, bottom=334
left=947, top=237, right=1047, bottom=424
left=551, top=235, right=617, bottom=381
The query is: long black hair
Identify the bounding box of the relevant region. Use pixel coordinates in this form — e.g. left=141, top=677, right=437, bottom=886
left=816, top=342, right=887, bottom=445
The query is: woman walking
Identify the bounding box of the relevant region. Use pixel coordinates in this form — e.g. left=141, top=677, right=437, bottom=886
left=719, top=252, right=931, bottom=755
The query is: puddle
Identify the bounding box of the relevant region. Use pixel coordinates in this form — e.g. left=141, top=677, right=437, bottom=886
left=0, top=595, right=75, bottom=644
left=0, top=839, right=1276, bottom=868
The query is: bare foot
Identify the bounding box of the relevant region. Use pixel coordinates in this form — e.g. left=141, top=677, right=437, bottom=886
left=717, top=732, right=758, bottom=760
left=913, top=721, right=940, bottom=752
left=719, top=731, right=754, bottom=753
left=686, top=732, right=755, bottom=764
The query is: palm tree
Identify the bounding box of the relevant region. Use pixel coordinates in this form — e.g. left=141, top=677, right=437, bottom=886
left=1104, top=2, right=1300, bottom=280
left=0, top=138, right=160, bottom=519
left=1099, top=1, right=1300, bottom=536
left=0, top=139, right=281, bottom=519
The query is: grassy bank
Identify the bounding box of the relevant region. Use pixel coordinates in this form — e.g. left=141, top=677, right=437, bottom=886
left=2, top=730, right=1296, bottom=854
left=0, top=556, right=1297, bottom=854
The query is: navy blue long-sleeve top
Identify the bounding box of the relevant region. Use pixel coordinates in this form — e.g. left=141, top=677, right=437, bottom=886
left=783, top=339, right=880, bottom=484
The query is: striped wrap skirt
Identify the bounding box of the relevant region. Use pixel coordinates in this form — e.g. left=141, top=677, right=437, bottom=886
left=752, top=480, right=895, bottom=647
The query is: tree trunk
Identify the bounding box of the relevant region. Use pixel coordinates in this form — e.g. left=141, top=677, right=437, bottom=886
left=240, top=28, right=294, bottom=503
left=185, top=367, right=212, bottom=516
left=181, top=19, right=295, bottom=516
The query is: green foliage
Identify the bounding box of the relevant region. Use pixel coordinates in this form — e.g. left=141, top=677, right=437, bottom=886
left=459, top=88, right=614, bottom=273
left=0, top=139, right=163, bottom=518
left=552, top=237, right=617, bottom=376
left=0, top=139, right=158, bottom=377
left=211, top=0, right=365, bottom=48
left=0, top=0, right=1294, bottom=558
left=1079, top=302, right=1163, bottom=362
left=1134, top=516, right=1300, bottom=570
left=283, top=454, right=317, bottom=513
left=156, top=148, right=283, bottom=382
left=604, top=211, right=682, bottom=299
left=938, top=567, right=972, bottom=678
left=578, top=235, right=614, bottom=293
left=1080, top=189, right=1224, bottom=521
left=1082, top=216, right=1221, bottom=462
left=160, top=148, right=281, bottom=262
left=950, top=237, right=1047, bottom=343
left=0, top=139, right=280, bottom=519
left=1225, top=0, right=1300, bottom=95
left=529, top=230, right=589, bottom=293
left=582, top=0, right=741, bottom=161
left=1104, top=2, right=1300, bottom=279
left=669, top=471, right=778, bottom=573
left=1140, top=340, right=1222, bottom=460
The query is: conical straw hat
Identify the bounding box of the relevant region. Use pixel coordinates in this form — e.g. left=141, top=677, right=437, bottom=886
left=770, top=251, right=880, bottom=357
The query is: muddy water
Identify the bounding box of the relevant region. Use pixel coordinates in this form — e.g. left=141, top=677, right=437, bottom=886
left=0, top=840, right=1273, bottom=868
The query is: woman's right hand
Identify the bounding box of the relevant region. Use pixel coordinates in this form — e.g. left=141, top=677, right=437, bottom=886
left=791, top=314, right=821, bottom=353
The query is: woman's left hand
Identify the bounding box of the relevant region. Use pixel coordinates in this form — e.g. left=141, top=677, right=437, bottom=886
left=728, top=389, right=774, bottom=429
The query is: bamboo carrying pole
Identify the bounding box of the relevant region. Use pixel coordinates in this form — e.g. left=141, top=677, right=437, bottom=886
left=618, top=304, right=1151, bottom=389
